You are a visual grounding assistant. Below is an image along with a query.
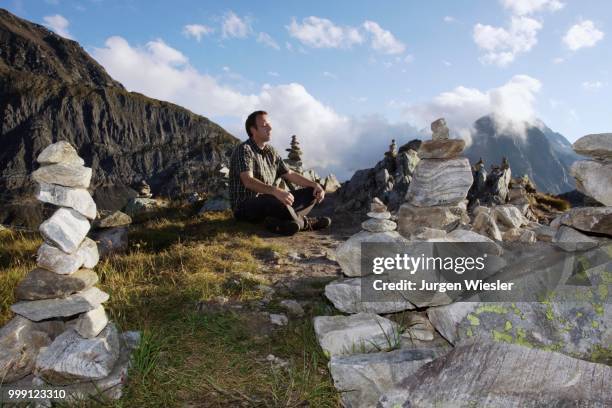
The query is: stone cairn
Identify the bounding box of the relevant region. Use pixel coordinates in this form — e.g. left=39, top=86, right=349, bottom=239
left=0, top=141, right=138, bottom=401
left=199, top=164, right=231, bottom=213
left=311, top=128, right=612, bottom=407
left=398, top=118, right=472, bottom=238
left=552, top=133, right=612, bottom=250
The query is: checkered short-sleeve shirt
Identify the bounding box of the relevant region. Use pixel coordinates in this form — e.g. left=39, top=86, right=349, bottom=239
left=229, top=138, right=290, bottom=210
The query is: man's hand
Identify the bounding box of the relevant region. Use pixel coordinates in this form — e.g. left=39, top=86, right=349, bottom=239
left=313, top=184, right=325, bottom=203
left=273, top=189, right=294, bottom=206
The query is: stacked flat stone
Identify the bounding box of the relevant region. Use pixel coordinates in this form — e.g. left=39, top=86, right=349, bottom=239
left=398, top=118, right=472, bottom=238
left=1, top=141, right=123, bottom=388
left=553, top=133, right=612, bottom=248
left=362, top=197, right=397, bottom=232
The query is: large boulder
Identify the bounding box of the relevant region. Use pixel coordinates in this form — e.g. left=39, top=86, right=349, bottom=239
left=553, top=225, right=602, bottom=252
left=36, top=141, right=85, bottom=166
left=378, top=341, right=612, bottom=407
left=570, top=160, right=612, bottom=205
left=558, top=207, right=612, bottom=237
left=329, top=348, right=436, bottom=408
left=314, top=313, right=400, bottom=357
left=573, top=133, right=612, bottom=162
left=406, top=158, right=473, bottom=207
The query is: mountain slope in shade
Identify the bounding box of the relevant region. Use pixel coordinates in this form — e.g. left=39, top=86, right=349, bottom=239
left=464, top=115, right=580, bottom=194
left=0, top=8, right=239, bottom=226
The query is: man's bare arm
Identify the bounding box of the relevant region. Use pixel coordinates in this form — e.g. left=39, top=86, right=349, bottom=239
left=240, top=171, right=294, bottom=205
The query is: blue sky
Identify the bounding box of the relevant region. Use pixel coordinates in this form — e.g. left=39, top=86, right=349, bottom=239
left=5, top=0, right=611, bottom=179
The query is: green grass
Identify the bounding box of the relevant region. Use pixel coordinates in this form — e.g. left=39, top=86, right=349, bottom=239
left=0, top=209, right=339, bottom=407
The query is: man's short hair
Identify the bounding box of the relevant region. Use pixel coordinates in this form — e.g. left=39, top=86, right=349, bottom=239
left=245, top=110, right=267, bottom=138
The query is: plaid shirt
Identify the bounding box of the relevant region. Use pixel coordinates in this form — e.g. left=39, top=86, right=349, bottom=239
left=229, top=138, right=289, bottom=210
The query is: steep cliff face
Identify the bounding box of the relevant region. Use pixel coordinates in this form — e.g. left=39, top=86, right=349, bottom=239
left=0, top=9, right=239, bottom=226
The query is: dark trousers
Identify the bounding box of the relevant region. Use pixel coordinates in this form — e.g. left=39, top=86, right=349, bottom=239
left=234, top=187, right=316, bottom=229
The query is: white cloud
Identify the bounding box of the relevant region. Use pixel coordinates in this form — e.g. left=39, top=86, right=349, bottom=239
left=443, top=16, right=456, bottom=23
left=473, top=16, right=542, bottom=66
left=563, top=20, right=604, bottom=51
left=268, top=71, right=279, bottom=77
left=322, top=71, right=337, bottom=79
left=222, top=11, right=251, bottom=38
left=500, top=0, right=564, bottom=16
left=363, top=20, right=406, bottom=54
left=287, top=16, right=363, bottom=49
left=582, top=81, right=606, bottom=90
left=91, top=36, right=421, bottom=179
left=257, top=32, right=280, bottom=50
left=182, top=24, right=213, bottom=42
left=404, top=75, right=542, bottom=143
left=43, top=14, right=73, bottom=39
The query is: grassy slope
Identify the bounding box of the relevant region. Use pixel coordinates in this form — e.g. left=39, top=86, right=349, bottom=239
left=0, top=207, right=339, bottom=407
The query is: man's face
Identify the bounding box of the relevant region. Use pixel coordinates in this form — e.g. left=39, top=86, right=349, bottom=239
left=251, top=114, right=272, bottom=142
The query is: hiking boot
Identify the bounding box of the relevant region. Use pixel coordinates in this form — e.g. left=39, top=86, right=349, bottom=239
left=264, top=217, right=300, bottom=236
left=302, top=216, right=332, bottom=231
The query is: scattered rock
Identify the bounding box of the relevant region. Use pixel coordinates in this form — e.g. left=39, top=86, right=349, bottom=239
left=558, top=206, right=612, bottom=237
left=324, top=278, right=414, bottom=314
left=35, top=324, right=120, bottom=385
left=473, top=211, right=502, bottom=241
left=279, top=299, right=304, bottom=317
left=406, top=158, right=473, bottom=207
left=418, top=139, right=465, bottom=159
left=494, top=205, right=527, bottom=229
left=95, top=211, right=132, bottom=228
left=91, top=227, right=128, bottom=258
left=11, top=287, right=109, bottom=321
left=266, top=354, right=289, bottom=369
left=32, top=163, right=92, bottom=189
left=36, top=141, right=85, bottom=166
left=553, top=225, right=601, bottom=252
left=313, top=313, right=400, bottom=357
left=199, top=197, right=231, bottom=213
left=378, top=342, right=612, bottom=407
left=329, top=348, right=436, bottom=408
left=36, top=183, right=97, bottom=220
left=571, top=160, right=612, bottom=206
left=39, top=208, right=90, bottom=254
left=270, top=313, right=288, bottom=326
left=124, top=197, right=162, bottom=216
left=14, top=268, right=98, bottom=301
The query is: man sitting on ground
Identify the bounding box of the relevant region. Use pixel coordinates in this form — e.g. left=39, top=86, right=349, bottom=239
left=229, top=110, right=331, bottom=235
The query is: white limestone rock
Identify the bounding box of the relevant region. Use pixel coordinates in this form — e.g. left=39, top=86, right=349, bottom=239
left=314, top=313, right=400, bottom=357
left=36, top=141, right=84, bottom=166
left=406, top=158, right=473, bottom=207
left=361, top=218, right=397, bottom=233
left=324, top=278, right=414, bottom=314
left=32, top=163, right=92, bottom=189
left=39, top=208, right=90, bottom=254
left=336, top=231, right=409, bottom=277
left=570, top=160, right=612, bottom=205
left=75, top=305, right=108, bottom=338
left=36, top=182, right=96, bottom=220
left=494, top=205, right=527, bottom=229
left=34, top=324, right=120, bottom=385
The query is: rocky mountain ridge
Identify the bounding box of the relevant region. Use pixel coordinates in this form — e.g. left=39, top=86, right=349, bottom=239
left=0, top=8, right=238, bottom=226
